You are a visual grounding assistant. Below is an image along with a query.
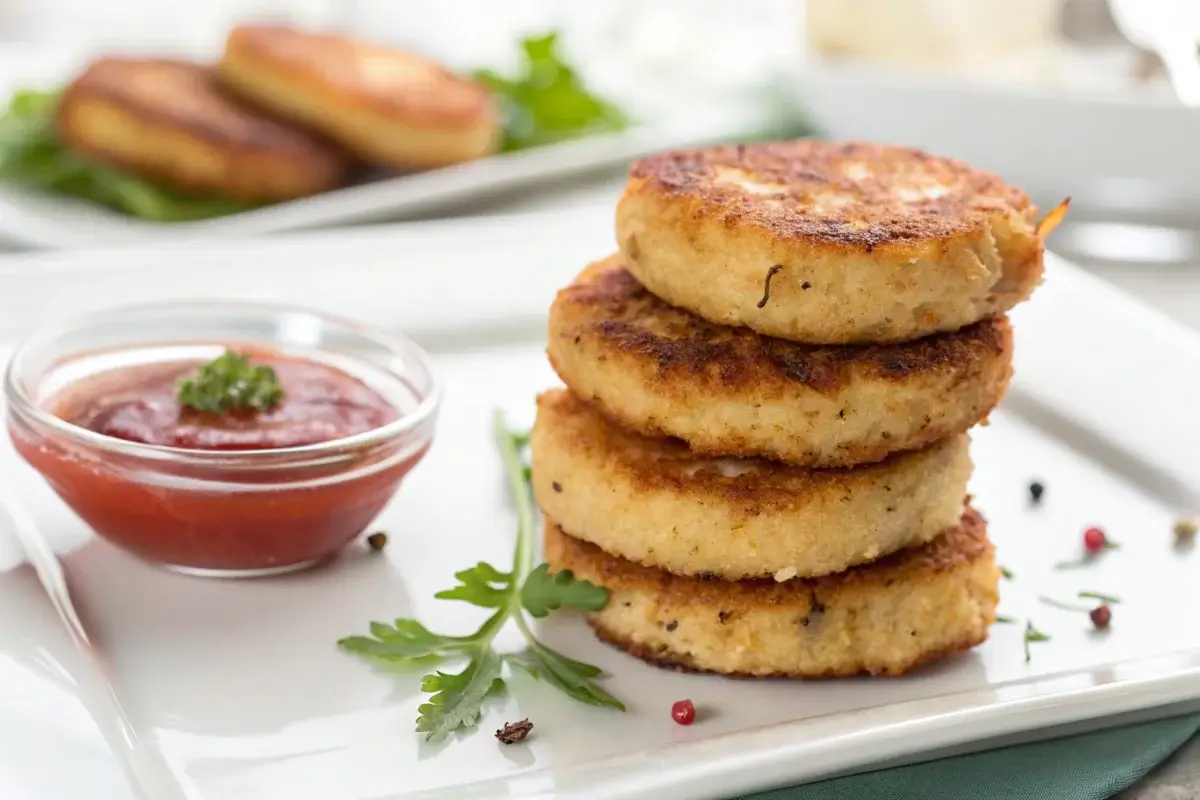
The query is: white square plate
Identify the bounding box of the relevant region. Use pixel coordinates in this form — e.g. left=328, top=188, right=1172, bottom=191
left=0, top=208, right=1198, bottom=800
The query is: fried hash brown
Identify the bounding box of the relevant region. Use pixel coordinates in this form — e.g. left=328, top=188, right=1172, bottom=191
left=548, top=256, right=1012, bottom=467
left=219, top=24, right=499, bottom=169
left=616, top=140, right=1045, bottom=344
left=56, top=57, right=349, bottom=202
left=544, top=505, right=999, bottom=677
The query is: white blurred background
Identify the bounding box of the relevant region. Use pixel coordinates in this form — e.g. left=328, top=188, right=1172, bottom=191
left=0, top=0, right=1198, bottom=301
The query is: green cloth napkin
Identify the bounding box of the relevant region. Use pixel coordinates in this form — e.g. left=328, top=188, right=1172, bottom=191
left=741, top=713, right=1200, bottom=800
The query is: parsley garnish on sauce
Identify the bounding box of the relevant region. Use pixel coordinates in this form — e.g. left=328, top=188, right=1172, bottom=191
left=177, top=349, right=283, bottom=414
left=337, top=411, right=624, bottom=742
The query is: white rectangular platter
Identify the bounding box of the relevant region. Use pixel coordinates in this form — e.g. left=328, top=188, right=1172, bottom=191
left=0, top=207, right=1198, bottom=800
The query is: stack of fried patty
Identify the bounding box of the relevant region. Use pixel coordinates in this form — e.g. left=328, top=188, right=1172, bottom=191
left=531, top=141, right=1056, bottom=677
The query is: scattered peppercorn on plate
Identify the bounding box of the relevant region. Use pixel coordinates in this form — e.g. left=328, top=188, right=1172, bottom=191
left=0, top=200, right=1196, bottom=800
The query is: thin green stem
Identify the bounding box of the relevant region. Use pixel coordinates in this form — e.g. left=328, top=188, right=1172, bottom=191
left=474, top=608, right=510, bottom=646
left=494, top=413, right=564, bottom=655
left=512, top=609, right=537, bottom=642
left=493, top=410, right=537, bottom=583
left=1078, top=590, right=1121, bottom=605
left=1038, top=595, right=1091, bottom=613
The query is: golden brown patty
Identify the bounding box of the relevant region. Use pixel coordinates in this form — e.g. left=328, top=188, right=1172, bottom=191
left=531, top=389, right=971, bottom=580
left=219, top=24, right=499, bottom=169
left=56, top=58, right=350, bottom=202
left=544, top=506, right=998, bottom=677
left=616, top=140, right=1047, bottom=344
left=548, top=256, right=1011, bottom=467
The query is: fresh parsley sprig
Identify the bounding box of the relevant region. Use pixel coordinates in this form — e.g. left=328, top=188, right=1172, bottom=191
left=473, top=32, right=630, bottom=153
left=338, top=410, right=624, bottom=742
left=177, top=349, right=283, bottom=414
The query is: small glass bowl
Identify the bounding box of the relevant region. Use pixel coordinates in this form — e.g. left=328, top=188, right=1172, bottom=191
left=4, top=300, right=440, bottom=578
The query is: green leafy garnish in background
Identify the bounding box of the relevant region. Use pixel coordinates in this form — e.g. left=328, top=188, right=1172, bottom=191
left=0, top=89, right=258, bottom=222
left=177, top=349, right=284, bottom=414
left=474, top=32, right=630, bottom=152
left=338, top=411, right=624, bottom=742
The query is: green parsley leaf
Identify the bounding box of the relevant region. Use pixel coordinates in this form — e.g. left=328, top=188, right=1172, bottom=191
left=0, top=88, right=258, bottom=221
left=4, top=88, right=57, bottom=118
left=416, top=647, right=506, bottom=742
left=434, top=562, right=513, bottom=608
left=503, top=648, right=541, bottom=679
left=1024, top=620, right=1051, bottom=663
left=177, top=349, right=284, bottom=414
left=1078, top=590, right=1121, bottom=604
left=339, top=409, right=624, bottom=742
left=337, top=617, right=485, bottom=663
left=473, top=32, right=629, bottom=153
left=1025, top=626, right=1051, bottom=642
left=505, top=642, right=624, bottom=710
left=520, top=564, right=610, bottom=618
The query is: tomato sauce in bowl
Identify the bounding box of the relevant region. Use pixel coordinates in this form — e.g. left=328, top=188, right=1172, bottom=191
left=59, top=354, right=399, bottom=450
left=4, top=303, right=440, bottom=577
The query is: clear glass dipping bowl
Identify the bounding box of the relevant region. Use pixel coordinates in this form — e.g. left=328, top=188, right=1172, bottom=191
left=4, top=301, right=440, bottom=578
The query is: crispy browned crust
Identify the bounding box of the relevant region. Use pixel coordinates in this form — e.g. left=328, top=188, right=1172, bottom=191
left=222, top=24, right=495, bottom=132
left=547, top=255, right=1012, bottom=466
left=615, top=140, right=1045, bottom=344
left=626, top=141, right=1033, bottom=251
left=589, top=621, right=987, bottom=679
left=535, top=388, right=964, bottom=514
left=532, top=387, right=971, bottom=579
left=545, top=506, right=996, bottom=678
left=548, top=505, right=991, bottom=602
left=61, top=58, right=333, bottom=152
left=56, top=57, right=349, bottom=201
left=557, top=256, right=1010, bottom=393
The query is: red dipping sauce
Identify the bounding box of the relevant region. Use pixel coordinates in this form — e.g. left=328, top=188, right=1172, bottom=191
left=64, top=356, right=399, bottom=450
left=7, top=335, right=439, bottom=577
